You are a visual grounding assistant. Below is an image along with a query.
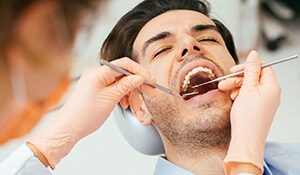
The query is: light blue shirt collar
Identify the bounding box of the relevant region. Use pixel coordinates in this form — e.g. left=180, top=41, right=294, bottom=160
left=154, top=156, right=195, bottom=175
left=154, top=142, right=300, bottom=175
left=154, top=156, right=272, bottom=175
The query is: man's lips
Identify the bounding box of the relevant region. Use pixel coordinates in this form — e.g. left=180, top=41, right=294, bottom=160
left=181, top=66, right=215, bottom=93
left=177, top=60, right=222, bottom=100
left=180, top=72, right=218, bottom=100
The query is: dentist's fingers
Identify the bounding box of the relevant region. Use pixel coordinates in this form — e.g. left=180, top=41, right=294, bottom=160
left=230, top=64, right=245, bottom=73
left=100, top=57, right=157, bottom=86
left=139, top=84, right=157, bottom=97
left=120, top=95, right=129, bottom=109
left=119, top=86, right=154, bottom=113
left=219, top=51, right=262, bottom=92
left=218, top=77, right=243, bottom=91
left=120, top=90, right=142, bottom=111
left=128, top=90, right=142, bottom=113
left=260, top=66, right=279, bottom=85
left=113, top=75, right=144, bottom=97
left=230, top=88, right=240, bottom=100
left=242, top=51, right=261, bottom=87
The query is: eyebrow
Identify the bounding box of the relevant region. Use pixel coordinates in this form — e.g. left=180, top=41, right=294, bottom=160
left=191, top=24, right=219, bottom=33
left=142, top=31, right=172, bottom=56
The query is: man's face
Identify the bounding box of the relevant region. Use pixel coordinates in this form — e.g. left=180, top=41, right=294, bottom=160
left=132, top=10, right=236, bottom=149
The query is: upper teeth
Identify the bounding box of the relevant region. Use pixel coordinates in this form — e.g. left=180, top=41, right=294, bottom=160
left=181, top=66, right=215, bottom=93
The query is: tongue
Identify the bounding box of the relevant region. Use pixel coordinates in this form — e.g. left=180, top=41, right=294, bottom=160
left=181, top=72, right=218, bottom=100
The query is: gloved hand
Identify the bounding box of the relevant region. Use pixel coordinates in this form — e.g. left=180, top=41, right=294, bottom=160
left=219, top=51, right=281, bottom=174
left=28, top=58, right=156, bottom=169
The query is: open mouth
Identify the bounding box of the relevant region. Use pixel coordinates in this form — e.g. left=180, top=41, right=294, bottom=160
left=180, top=66, right=218, bottom=100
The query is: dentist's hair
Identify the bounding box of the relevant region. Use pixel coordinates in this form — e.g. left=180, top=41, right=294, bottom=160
left=101, top=0, right=239, bottom=64
left=0, top=0, right=106, bottom=57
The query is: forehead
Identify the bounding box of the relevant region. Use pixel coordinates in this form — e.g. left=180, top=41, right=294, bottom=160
left=133, top=10, right=215, bottom=51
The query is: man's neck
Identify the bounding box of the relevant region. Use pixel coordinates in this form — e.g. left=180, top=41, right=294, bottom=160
left=165, top=144, right=228, bottom=174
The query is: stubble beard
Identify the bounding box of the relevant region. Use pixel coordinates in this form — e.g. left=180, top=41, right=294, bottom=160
left=143, top=93, right=232, bottom=158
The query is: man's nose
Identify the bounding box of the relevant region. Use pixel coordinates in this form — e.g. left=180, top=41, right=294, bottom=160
left=177, top=39, right=204, bottom=62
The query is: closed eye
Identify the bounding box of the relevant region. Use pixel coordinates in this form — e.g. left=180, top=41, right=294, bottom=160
left=197, top=37, right=218, bottom=43
left=153, top=46, right=171, bottom=58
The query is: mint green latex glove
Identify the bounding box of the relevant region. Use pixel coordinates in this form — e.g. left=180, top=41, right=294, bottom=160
left=28, top=58, right=156, bottom=168
left=219, top=51, right=281, bottom=174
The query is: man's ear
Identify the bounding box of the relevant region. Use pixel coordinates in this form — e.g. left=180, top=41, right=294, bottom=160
left=131, top=94, right=153, bottom=126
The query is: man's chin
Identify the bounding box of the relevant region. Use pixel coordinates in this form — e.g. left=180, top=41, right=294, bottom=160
left=143, top=88, right=232, bottom=152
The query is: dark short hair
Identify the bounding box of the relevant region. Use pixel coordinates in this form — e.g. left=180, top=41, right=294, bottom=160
left=101, top=0, right=239, bottom=64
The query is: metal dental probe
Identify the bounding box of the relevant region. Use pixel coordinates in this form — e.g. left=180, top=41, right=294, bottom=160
left=182, top=54, right=298, bottom=99
left=191, top=54, right=298, bottom=89
left=100, top=59, right=182, bottom=98
left=191, top=55, right=298, bottom=88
